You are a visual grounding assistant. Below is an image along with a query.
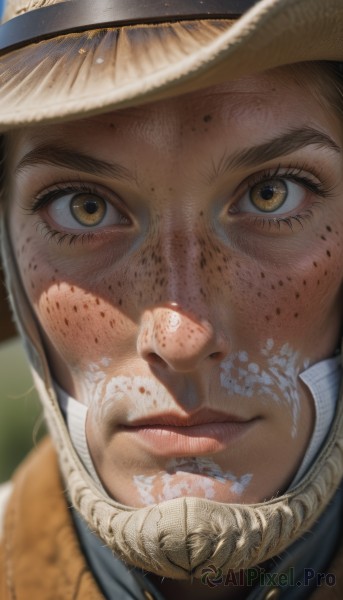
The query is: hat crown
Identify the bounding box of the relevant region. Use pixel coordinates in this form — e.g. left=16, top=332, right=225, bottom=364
left=3, top=0, right=68, bottom=22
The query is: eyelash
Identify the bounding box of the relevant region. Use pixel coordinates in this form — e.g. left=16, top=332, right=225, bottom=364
left=239, top=164, right=333, bottom=231
left=25, top=182, right=124, bottom=246
left=25, top=165, right=333, bottom=246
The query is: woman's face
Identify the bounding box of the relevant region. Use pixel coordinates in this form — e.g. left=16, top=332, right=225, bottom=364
left=8, top=67, right=343, bottom=507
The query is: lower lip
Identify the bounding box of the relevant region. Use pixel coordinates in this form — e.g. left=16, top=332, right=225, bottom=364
left=121, top=421, right=257, bottom=456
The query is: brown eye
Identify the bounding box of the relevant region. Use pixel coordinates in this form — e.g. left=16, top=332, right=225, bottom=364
left=70, top=193, right=106, bottom=226
left=250, top=179, right=288, bottom=212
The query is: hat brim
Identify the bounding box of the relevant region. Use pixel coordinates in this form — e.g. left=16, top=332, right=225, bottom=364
left=0, top=0, right=342, bottom=131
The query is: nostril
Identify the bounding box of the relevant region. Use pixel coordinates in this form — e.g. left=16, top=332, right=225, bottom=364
left=209, top=352, right=223, bottom=360
left=147, top=352, right=166, bottom=367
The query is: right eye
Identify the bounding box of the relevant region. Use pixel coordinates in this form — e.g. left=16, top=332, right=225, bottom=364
left=45, top=190, right=130, bottom=231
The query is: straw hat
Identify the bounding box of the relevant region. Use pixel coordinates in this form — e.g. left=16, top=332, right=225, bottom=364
left=0, top=0, right=342, bottom=131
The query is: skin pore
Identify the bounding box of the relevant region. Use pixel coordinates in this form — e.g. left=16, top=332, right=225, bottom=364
left=6, top=66, right=343, bottom=599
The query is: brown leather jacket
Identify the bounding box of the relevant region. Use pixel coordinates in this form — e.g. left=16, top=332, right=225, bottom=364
left=1, top=439, right=342, bottom=599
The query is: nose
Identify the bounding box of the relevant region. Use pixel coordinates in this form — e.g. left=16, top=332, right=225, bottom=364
left=137, top=305, right=229, bottom=372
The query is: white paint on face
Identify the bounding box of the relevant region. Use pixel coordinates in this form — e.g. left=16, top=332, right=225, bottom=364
left=78, top=359, right=177, bottom=420
left=133, top=457, right=253, bottom=505
left=220, top=339, right=308, bottom=437
left=79, top=361, right=108, bottom=407
left=167, top=312, right=182, bottom=332
left=131, top=475, right=157, bottom=505
left=102, top=375, right=174, bottom=420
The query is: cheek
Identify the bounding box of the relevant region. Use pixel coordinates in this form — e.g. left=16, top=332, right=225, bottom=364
left=222, top=225, right=342, bottom=350
left=14, top=253, right=130, bottom=367
left=37, top=287, right=126, bottom=356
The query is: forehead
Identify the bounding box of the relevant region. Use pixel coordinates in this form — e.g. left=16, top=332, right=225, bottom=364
left=10, top=66, right=340, bottom=154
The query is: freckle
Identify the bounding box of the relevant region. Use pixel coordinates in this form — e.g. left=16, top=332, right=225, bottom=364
left=64, top=318, right=69, bottom=326
left=326, top=225, right=332, bottom=232
left=199, top=211, right=204, bottom=217
left=100, top=311, right=105, bottom=317
left=271, top=284, right=275, bottom=290
left=303, top=280, right=307, bottom=286
left=313, top=262, right=318, bottom=267
left=286, top=276, right=292, bottom=281
left=71, top=286, right=75, bottom=292
left=265, top=315, right=270, bottom=322
left=84, top=304, right=88, bottom=310
left=96, top=298, right=100, bottom=305
left=47, top=307, right=50, bottom=314
left=139, top=387, right=145, bottom=394
left=56, top=302, right=60, bottom=309
left=276, top=307, right=281, bottom=315
left=54, top=268, right=59, bottom=273
left=278, top=280, right=283, bottom=286
left=295, top=292, right=300, bottom=299
left=31, top=281, right=35, bottom=289
left=321, top=235, right=326, bottom=241
left=260, top=272, right=265, bottom=278
left=257, top=292, right=262, bottom=297
left=73, top=306, right=77, bottom=312
left=33, top=265, right=37, bottom=271
left=294, top=313, right=299, bottom=318
left=326, top=250, right=331, bottom=257
left=94, top=337, right=98, bottom=344
left=119, top=299, right=122, bottom=306
left=324, top=270, right=328, bottom=276
left=108, top=285, right=112, bottom=291
left=203, top=114, right=212, bottom=122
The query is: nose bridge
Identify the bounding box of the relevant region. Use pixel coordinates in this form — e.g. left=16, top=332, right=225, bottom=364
left=158, top=226, right=210, bottom=312
left=135, top=218, right=231, bottom=371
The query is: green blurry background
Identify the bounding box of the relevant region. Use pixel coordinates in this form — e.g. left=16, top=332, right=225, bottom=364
left=0, top=336, right=46, bottom=483
left=0, top=262, right=46, bottom=483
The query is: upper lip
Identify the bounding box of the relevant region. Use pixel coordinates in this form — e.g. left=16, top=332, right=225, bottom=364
left=126, top=409, right=254, bottom=428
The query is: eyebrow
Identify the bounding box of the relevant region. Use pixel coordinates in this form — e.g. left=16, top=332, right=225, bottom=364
left=15, top=144, right=134, bottom=182
left=207, top=127, right=341, bottom=183
left=14, top=127, right=340, bottom=184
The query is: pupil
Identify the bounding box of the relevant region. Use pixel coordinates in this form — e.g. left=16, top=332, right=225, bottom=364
left=84, top=200, right=98, bottom=214
left=260, top=186, right=274, bottom=201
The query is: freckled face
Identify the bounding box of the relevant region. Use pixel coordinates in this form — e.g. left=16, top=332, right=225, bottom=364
left=8, top=68, right=343, bottom=507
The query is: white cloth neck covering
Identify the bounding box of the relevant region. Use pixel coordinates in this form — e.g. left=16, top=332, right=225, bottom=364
left=56, top=354, right=342, bottom=497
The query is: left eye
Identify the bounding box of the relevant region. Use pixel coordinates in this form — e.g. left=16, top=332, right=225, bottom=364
left=47, top=191, right=129, bottom=230
left=235, top=178, right=305, bottom=215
